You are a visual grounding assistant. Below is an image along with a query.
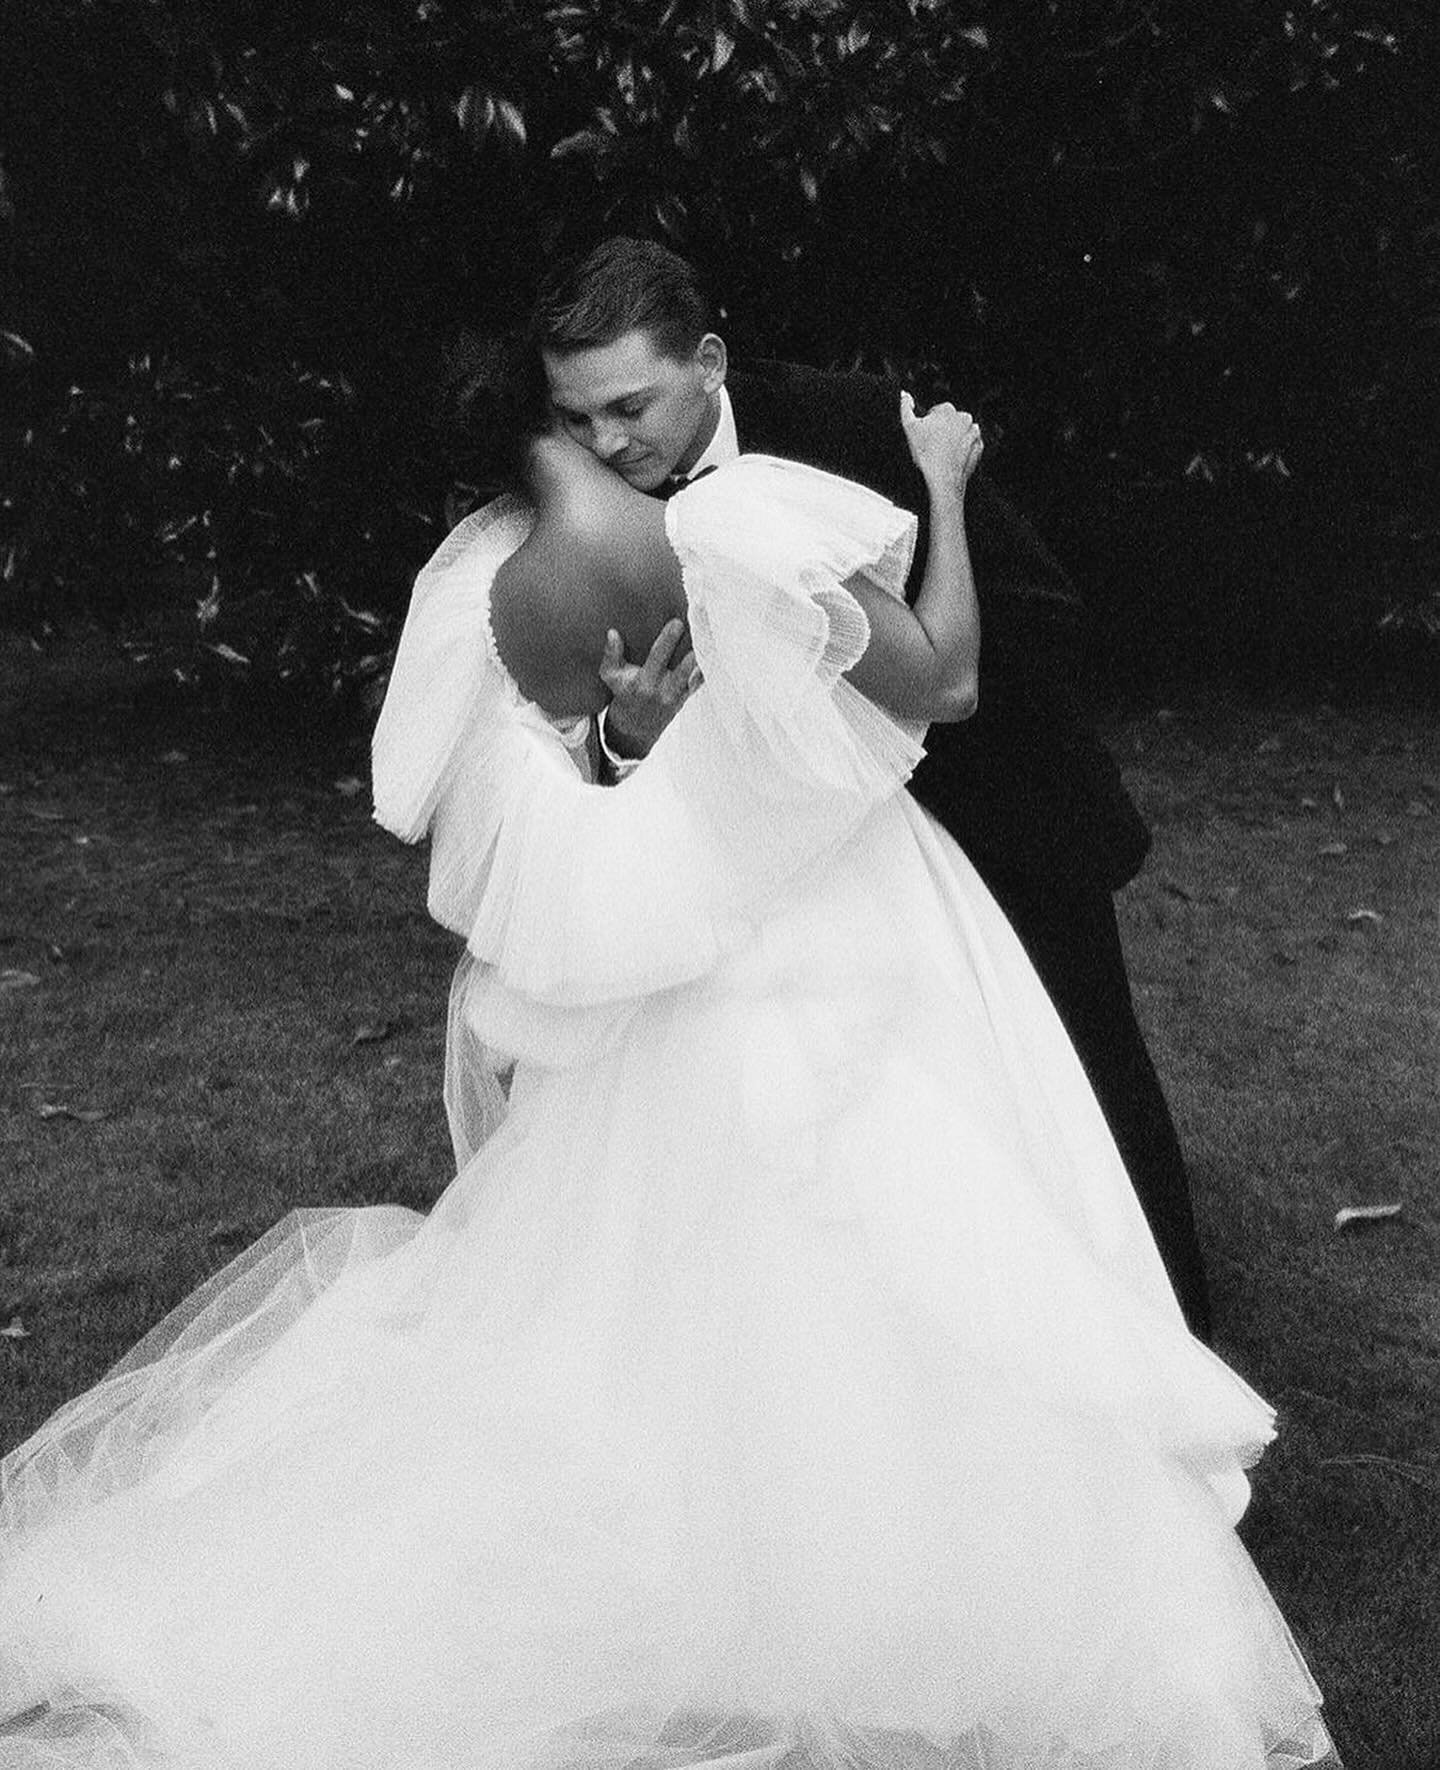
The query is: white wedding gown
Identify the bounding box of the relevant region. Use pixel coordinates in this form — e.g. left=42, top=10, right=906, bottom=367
left=0, top=459, right=1331, bottom=1769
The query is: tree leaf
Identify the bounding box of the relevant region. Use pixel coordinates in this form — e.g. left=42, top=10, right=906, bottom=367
left=550, top=128, right=608, bottom=161
left=0, top=1318, right=30, bottom=1340
left=494, top=99, right=527, bottom=147
left=206, top=643, right=251, bottom=666
left=351, top=1021, right=394, bottom=1045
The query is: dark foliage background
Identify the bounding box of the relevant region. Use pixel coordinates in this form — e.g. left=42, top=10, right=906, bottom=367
left=2, top=0, right=1436, bottom=708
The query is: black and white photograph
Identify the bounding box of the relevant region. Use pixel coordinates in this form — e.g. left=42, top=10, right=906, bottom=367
left=1, top=4, right=1436, bottom=1766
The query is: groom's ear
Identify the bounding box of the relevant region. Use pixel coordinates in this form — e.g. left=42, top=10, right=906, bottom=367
left=696, top=333, right=727, bottom=393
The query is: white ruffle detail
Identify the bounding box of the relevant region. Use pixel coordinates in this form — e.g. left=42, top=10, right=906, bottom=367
left=668, top=453, right=926, bottom=778
left=666, top=455, right=925, bottom=794
left=369, top=491, right=591, bottom=845
left=371, top=494, right=535, bottom=844
left=381, top=458, right=926, bottom=1038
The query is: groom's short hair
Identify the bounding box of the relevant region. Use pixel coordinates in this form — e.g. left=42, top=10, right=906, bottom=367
left=531, top=238, right=714, bottom=361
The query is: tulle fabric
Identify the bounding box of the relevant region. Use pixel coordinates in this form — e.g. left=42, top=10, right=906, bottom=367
left=385, top=455, right=928, bottom=1159
left=0, top=460, right=1332, bottom=1768
left=379, top=456, right=924, bottom=1017
left=370, top=493, right=542, bottom=845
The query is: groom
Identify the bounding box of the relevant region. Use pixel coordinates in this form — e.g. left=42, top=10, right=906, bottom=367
left=528, top=237, right=1212, bottom=1341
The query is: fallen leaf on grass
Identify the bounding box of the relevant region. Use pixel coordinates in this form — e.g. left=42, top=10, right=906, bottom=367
left=35, top=1102, right=109, bottom=1124
left=0, top=969, right=40, bottom=991
left=1317, top=842, right=1348, bottom=856
left=333, top=776, right=365, bottom=798
left=1374, top=831, right=1395, bottom=847
left=1345, top=908, right=1383, bottom=924
left=159, top=750, right=189, bottom=765
left=0, top=1318, right=30, bottom=1340
left=351, top=1021, right=395, bottom=1046
left=1300, top=796, right=1319, bottom=810
left=1334, top=1202, right=1403, bottom=1230
left=24, top=807, right=64, bottom=822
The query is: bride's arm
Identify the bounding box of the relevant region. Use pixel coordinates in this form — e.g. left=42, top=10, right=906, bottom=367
left=843, top=394, right=983, bottom=724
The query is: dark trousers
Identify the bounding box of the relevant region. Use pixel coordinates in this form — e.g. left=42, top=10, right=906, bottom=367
left=979, top=866, right=1213, bottom=1342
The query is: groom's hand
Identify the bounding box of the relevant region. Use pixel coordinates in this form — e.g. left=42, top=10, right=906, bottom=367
left=599, top=620, right=700, bottom=760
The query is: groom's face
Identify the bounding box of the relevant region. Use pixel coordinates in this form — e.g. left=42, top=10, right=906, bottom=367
left=542, top=328, right=725, bottom=492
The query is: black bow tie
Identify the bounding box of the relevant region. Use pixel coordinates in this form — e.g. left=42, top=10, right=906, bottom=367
left=658, top=463, right=719, bottom=500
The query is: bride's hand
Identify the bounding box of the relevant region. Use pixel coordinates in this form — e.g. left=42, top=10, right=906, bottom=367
left=900, top=392, right=984, bottom=497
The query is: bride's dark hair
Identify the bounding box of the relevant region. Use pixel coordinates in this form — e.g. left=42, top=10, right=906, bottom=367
left=433, top=331, right=554, bottom=495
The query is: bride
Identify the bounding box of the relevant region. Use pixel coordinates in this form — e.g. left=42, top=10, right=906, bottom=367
left=0, top=400, right=1333, bottom=1769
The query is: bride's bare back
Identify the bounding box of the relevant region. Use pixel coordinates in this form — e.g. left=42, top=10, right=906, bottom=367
left=490, top=433, right=686, bottom=718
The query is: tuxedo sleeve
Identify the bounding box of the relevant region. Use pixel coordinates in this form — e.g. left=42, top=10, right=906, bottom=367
left=729, top=359, right=1151, bottom=894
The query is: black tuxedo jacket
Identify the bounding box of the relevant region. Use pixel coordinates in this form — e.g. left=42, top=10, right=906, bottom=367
left=725, top=360, right=1150, bottom=894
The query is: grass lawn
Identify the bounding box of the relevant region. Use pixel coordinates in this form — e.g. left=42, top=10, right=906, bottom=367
left=2, top=634, right=1437, bottom=1766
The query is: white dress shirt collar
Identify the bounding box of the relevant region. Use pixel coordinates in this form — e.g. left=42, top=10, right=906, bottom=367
left=684, top=386, right=739, bottom=479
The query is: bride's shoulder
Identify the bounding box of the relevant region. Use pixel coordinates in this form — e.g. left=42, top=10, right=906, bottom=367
left=491, top=457, right=682, bottom=719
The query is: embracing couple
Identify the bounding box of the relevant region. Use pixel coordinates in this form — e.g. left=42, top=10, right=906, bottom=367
left=0, top=239, right=1337, bottom=1767
left=533, top=235, right=1210, bottom=1340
